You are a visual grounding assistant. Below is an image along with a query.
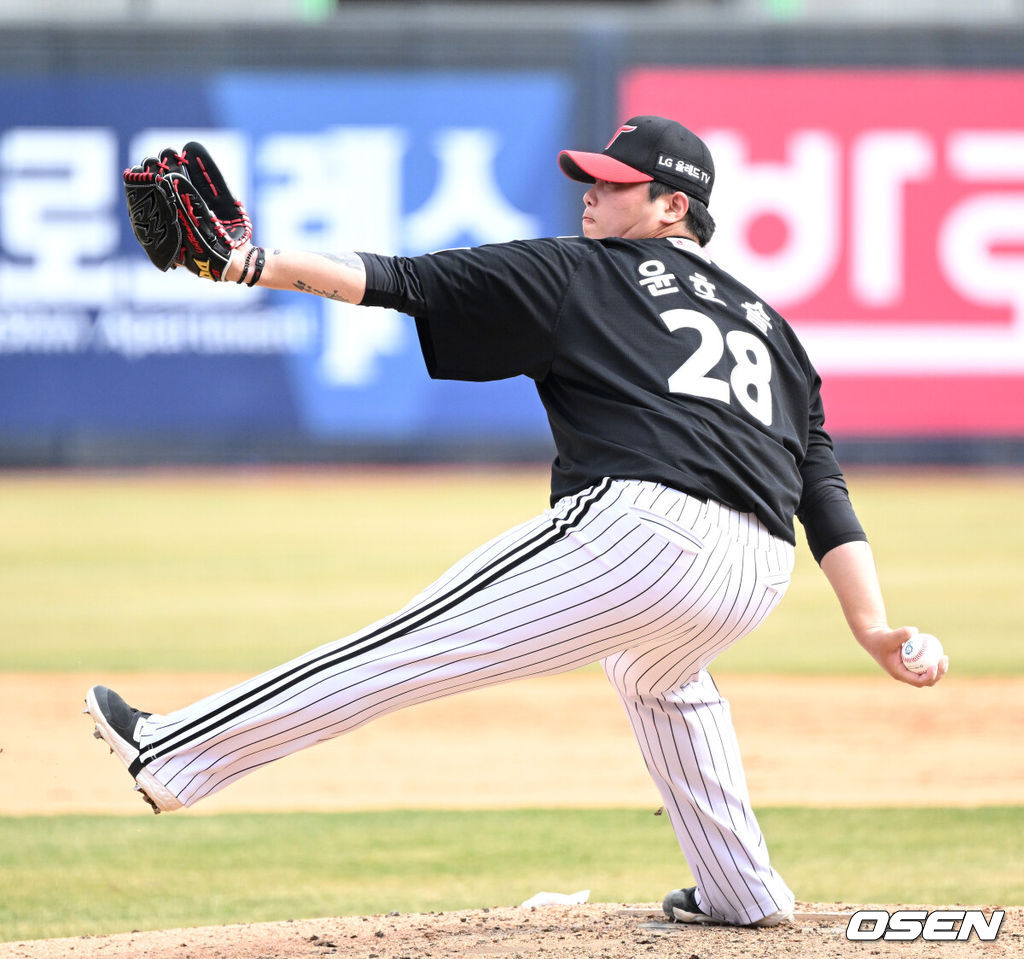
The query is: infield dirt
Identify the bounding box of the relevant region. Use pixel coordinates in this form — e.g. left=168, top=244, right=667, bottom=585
left=3, top=671, right=1021, bottom=814
left=2, top=903, right=1021, bottom=959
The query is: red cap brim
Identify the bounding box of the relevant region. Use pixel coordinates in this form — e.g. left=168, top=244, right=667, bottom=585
left=558, top=149, right=653, bottom=184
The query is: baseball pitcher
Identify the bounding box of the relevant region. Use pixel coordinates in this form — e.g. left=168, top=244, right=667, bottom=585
left=88, top=117, right=947, bottom=928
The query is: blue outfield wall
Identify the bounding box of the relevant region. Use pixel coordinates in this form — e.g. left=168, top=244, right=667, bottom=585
left=0, top=71, right=572, bottom=462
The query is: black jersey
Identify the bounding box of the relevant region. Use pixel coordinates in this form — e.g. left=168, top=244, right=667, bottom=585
left=360, top=236, right=865, bottom=559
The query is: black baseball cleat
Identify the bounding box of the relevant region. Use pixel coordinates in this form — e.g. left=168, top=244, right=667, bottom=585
left=83, top=685, right=182, bottom=814
left=662, top=886, right=793, bottom=927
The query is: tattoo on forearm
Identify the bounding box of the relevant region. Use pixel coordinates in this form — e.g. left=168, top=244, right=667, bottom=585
left=293, top=279, right=353, bottom=302
left=291, top=251, right=365, bottom=302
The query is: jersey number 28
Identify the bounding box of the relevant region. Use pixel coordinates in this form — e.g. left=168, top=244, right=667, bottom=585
left=660, top=308, right=773, bottom=427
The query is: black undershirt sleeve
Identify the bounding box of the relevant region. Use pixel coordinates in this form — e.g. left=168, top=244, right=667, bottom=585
left=356, top=252, right=428, bottom=315
left=797, top=474, right=867, bottom=564
left=796, top=369, right=868, bottom=564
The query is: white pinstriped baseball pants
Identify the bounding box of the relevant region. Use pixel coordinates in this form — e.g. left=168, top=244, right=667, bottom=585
left=136, top=477, right=795, bottom=925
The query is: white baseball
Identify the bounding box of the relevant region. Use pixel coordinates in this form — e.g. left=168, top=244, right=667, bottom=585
left=901, top=633, right=944, bottom=673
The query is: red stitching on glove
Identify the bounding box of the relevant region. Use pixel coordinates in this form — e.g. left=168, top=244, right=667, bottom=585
left=194, top=155, right=218, bottom=197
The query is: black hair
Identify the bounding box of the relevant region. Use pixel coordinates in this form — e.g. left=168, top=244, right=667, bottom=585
left=649, top=180, right=716, bottom=246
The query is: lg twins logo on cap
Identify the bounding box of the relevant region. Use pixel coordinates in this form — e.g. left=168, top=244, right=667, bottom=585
left=657, top=153, right=711, bottom=186
left=605, top=124, right=638, bottom=149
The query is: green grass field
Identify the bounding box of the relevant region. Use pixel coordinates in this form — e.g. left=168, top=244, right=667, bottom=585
left=2, top=466, right=1022, bottom=942
left=2, top=807, right=1022, bottom=942
left=1, top=466, right=1022, bottom=674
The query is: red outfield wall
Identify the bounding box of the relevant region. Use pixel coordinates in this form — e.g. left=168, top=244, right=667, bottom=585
left=623, top=70, right=1024, bottom=437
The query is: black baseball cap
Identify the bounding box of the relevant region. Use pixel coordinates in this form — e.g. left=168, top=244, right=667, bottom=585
left=558, top=115, right=715, bottom=206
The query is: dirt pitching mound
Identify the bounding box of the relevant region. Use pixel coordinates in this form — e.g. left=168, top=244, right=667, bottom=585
left=3, top=904, right=1021, bottom=959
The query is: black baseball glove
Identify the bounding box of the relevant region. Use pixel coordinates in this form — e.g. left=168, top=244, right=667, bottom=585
left=123, top=142, right=253, bottom=281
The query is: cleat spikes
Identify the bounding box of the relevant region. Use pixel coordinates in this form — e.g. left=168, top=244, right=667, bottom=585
left=85, top=684, right=183, bottom=813
left=134, top=783, right=160, bottom=813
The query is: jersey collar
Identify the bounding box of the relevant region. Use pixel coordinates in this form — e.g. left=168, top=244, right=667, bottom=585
left=665, top=235, right=711, bottom=263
